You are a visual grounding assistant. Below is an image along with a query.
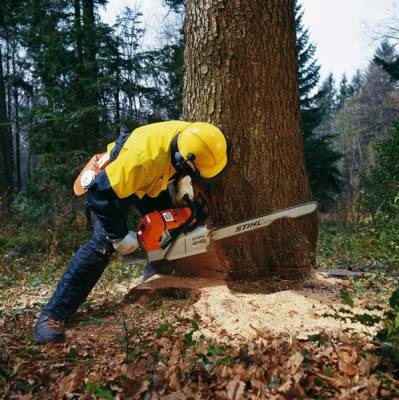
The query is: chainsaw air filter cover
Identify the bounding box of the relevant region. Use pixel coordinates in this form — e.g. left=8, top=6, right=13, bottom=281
left=137, top=207, right=193, bottom=252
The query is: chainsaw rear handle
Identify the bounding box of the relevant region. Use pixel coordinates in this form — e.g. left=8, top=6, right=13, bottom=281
left=160, top=194, right=197, bottom=250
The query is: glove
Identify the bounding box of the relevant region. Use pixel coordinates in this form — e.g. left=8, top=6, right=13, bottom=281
left=111, top=231, right=139, bottom=255
left=175, top=175, right=194, bottom=204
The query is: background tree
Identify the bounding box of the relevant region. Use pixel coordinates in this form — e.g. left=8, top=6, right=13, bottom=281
left=332, top=41, right=399, bottom=215
left=362, top=124, right=399, bottom=215
left=179, top=0, right=318, bottom=278
left=0, top=0, right=21, bottom=205
left=2, top=1, right=178, bottom=223
left=336, top=74, right=354, bottom=108
left=295, top=1, right=341, bottom=207
left=0, top=43, right=13, bottom=208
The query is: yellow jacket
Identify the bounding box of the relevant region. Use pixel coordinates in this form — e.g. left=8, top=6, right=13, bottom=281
left=105, top=120, right=191, bottom=199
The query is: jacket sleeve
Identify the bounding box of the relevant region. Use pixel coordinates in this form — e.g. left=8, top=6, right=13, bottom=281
left=109, top=130, right=131, bottom=161
left=103, top=147, right=149, bottom=199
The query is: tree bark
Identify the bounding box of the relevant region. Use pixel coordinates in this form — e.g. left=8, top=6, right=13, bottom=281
left=179, top=0, right=318, bottom=279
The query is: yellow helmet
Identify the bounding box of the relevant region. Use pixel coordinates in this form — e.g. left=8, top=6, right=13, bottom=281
left=177, top=122, right=228, bottom=179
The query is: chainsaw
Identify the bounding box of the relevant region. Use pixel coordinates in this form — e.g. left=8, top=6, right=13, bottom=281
left=122, top=194, right=317, bottom=265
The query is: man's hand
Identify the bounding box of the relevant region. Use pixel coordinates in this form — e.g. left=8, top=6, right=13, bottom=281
left=176, top=175, right=194, bottom=204
left=111, top=231, right=139, bottom=255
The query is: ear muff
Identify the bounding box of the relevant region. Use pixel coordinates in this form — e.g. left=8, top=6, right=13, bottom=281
left=171, top=134, right=200, bottom=178
left=171, top=132, right=231, bottom=183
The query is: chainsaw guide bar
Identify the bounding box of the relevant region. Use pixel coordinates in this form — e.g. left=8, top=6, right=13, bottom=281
left=211, top=201, right=317, bottom=241
left=121, top=201, right=317, bottom=266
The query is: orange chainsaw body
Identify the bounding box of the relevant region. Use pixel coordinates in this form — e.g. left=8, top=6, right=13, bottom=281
left=137, top=207, right=194, bottom=252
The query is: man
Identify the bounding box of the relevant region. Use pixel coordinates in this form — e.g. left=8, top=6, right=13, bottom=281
left=33, top=120, right=228, bottom=344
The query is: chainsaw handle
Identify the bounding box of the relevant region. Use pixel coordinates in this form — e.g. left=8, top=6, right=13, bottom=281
left=160, top=195, right=197, bottom=250
left=182, top=194, right=195, bottom=209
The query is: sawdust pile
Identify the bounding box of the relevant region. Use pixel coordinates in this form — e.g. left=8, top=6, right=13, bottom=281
left=141, top=272, right=375, bottom=342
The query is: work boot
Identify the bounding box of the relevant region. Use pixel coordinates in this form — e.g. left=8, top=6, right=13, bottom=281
left=142, top=261, right=174, bottom=282
left=142, top=262, right=156, bottom=282
left=32, top=314, right=65, bottom=344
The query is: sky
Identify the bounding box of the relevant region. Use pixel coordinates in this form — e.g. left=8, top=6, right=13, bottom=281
left=100, top=0, right=398, bottom=82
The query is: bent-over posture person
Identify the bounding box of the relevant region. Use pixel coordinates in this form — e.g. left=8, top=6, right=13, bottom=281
left=33, top=121, right=228, bottom=344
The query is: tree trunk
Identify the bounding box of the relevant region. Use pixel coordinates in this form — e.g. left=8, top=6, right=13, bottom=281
left=74, top=0, right=83, bottom=68
left=82, top=0, right=99, bottom=150
left=0, top=44, right=14, bottom=205
left=178, top=0, right=318, bottom=279
left=114, top=48, right=121, bottom=135
left=12, top=45, right=21, bottom=190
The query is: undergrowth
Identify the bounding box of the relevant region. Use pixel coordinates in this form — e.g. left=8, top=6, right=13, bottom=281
left=317, top=217, right=399, bottom=271
left=0, top=203, right=142, bottom=289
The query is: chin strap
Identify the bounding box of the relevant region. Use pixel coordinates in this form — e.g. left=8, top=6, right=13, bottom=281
left=171, top=134, right=200, bottom=179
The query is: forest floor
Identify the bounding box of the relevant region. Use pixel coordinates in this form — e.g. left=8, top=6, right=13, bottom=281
left=1, top=261, right=399, bottom=399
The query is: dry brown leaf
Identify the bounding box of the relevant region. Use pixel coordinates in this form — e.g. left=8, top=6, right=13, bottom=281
left=250, top=378, right=267, bottom=396
left=312, top=370, right=351, bottom=389
left=338, top=349, right=359, bottom=377
left=226, top=378, right=245, bottom=400
left=286, top=351, right=304, bottom=373
left=278, top=379, right=293, bottom=394
left=160, top=390, right=190, bottom=400
left=125, top=360, right=147, bottom=380
left=114, top=352, right=126, bottom=365
left=366, top=375, right=380, bottom=398
left=231, top=364, right=247, bottom=381
left=55, top=370, right=85, bottom=398
left=314, top=345, right=334, bottom=361
left=194, top=340, right=208, bottom=355
left=169, top=342, right=181, bottom=368
left=123, top=378, right=149, bottom=400
left=219, top=365, right=233, bottom=379
left=168, top=369, right=181, bottom=392
left=358, top=354, right=380, bottom=376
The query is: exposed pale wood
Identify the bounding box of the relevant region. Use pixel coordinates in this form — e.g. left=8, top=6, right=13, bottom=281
left=123, top=275, right=226, bottom=305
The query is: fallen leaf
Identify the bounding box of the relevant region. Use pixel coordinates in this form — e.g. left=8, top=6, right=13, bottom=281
left=358, top=354, right=380, bottom=376
left=123, top=378, right=149, bottom=399
left=286, top=352, right=304, bottom=373
left=168, top=369, right=181, bottom=391
left=226, top=378, right=245, bottom=400
left=338, top=349, right=359, bottom=376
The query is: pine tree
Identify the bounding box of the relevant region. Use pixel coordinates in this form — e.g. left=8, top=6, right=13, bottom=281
left=295, top=1, right=341, bottom=205
left=351, top=69, right=364, bottom=95
left=337, top=74, right=354, bottom=108
left=374, top=41, right=399, bottom=80
left=362, top=123, right=399, bottom=215
left=360, top=41, right=396, bottom=103
left=317, top=73, right=337, bottom=115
